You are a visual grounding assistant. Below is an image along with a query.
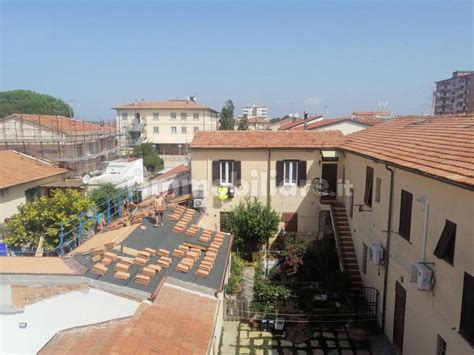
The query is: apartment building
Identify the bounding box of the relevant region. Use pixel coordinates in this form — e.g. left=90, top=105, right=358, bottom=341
left=0, top=114, right=117, bottom=177
left=190, top=130, right=345, bottom=232
left=189, top=115, right=474, bottom=354
left=233, top=116, right=271, bottom=131
left=242, top=104, right=268, bottom=118
left=434, top=71, right=474, bottom=115
left=113, top=98, right=219, bottom=154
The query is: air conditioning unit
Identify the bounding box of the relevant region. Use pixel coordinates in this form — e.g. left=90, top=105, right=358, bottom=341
left=368, top=244, right=385, bottom=265
left=410, top=262, right=434, bottom=291
left=193, top=188, right=205, bottom=199
left=193, top=198, right=207, bottom=208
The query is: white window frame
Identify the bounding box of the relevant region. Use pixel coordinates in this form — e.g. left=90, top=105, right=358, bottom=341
left=193, top=126, right=199, bottom=133
left=170, top=126, right=177, bottom=134
left=181, top=113, right=187, bottom=121
left=153, top=112, right=159, bottom=120
left=121, top=112, right=128, bottom=120
left=283, top=160, right=298, bottom=186
left=153, top=126, right=159, bottom=134
left=170, top=112, right=177, bottom=121
left=219, top=160, right=234, bottom=186
left=181, top=126, right=187, bottom=134
left=193, top=112, right=200, bottom=120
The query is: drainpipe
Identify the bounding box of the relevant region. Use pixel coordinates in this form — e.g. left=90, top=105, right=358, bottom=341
left=265, top=149, right=271, bottom=274
left=418, top=196, right=429, bottom=262
left=382, top=164, right=394, bottom=332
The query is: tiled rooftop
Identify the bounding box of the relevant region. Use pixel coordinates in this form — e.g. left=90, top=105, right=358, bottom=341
left=39, top=283, right=217, bottom=355
left=112, top=99, right=218, bottom=112
left=343, top=115, right=474, bottom=188
left=291, top=117, right=380, bottom=131
left=5, top=114, right=115, bottom=135
left=0, top=150, right=68, bottom=189
left=190, top=130, right=345, bottom=149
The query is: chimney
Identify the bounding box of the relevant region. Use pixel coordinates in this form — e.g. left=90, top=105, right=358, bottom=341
left=303, top=111, right=308, bottom=130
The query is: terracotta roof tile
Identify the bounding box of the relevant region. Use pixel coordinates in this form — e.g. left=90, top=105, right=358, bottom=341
left=0, top=151, right=68, bottom=189
left=112, top=100, right=218, bottom=112
left=343, top=115, right=474, bottom=188
left=190, top=130, right=345, bottom=149
left=39, top=283, right=218, bottom=355
left=6, top=114, right=115, bottom=135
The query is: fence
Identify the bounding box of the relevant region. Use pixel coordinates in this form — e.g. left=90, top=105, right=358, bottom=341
left=224, top=297, right=250, bottom=321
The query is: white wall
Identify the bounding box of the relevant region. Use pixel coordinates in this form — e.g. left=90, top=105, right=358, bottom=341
left=0, top=288, right=140, bottom=354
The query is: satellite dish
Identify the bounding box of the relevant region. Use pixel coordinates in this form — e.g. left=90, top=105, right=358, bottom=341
left=82, top=174, right=91, bottom=185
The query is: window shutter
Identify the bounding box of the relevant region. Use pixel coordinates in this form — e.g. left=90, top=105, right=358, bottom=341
left=364, top=167, right=374, bottom=207
left=234, top=161, right=241, bottom=186
left=297, top=161, right=307, bottom=187
left=433, top=220, right=456, bottom=263
left=212, top=161, right=220, bottom=185
left=276, top=161, right=284, bottom=186
left=399, top=190, right=412, bottom=240
left=460, top=272, right=474, bottom=345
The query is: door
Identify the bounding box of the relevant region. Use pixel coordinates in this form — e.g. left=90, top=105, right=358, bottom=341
left=321, top=164, right=338, bottom=196
left=393, top=281, right=406, bottom=353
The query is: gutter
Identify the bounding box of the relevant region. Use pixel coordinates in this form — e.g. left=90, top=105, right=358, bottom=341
left=381, top=164, right=394, bottom=332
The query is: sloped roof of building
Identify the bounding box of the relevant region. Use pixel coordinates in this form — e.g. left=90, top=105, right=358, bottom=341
left=343, top=115, right=474, bottom=188
left=0, top=151, right=68, bottom=189
left=278, top=116, right=323, bottom=130
left=112, top=100, right=218, bottom=112
left=4, top=114, right=115, bottom=135
left=39, top=282, right=217, bottom=355
left=291, top=117, right=381, bottom=131
left=153, top=164, right=189, bottom=182
left=190, top=130, right=345, bottom=149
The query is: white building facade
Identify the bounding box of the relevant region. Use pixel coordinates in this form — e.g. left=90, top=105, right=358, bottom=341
left=242, top=104, right=268, bottom=118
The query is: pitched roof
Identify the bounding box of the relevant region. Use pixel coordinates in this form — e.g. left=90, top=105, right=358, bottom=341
left=343, top=115, right=474, bottom=188
left=0, top=151, right=68, bottom=189
left=190, top=130, right=345, bottom=149
left=278, top=116, right=323, bottom=130
left=291, top=117, right=380, bottom=131
left=112, top=100, right=218, bottom=112
left=351, top=111, right=391, bottom=116
left=153, top=164, right=189, bottom=182
left=5, top=114, right=115, bottom=135
left=39, top=283, right=217, bottom=355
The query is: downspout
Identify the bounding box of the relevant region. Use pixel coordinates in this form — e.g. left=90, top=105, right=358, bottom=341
left=265, top=149, right=271, bottom=274
left=382, top=164, right=394, bottom=332
left=418, top=196, right=429, bottom=262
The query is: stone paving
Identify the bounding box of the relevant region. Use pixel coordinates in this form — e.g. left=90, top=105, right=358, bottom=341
left=220, top=321, right=373, bottom=355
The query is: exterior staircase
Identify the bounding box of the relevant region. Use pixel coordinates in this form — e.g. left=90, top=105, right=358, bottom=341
left=330, top=201, right=363, bottom=291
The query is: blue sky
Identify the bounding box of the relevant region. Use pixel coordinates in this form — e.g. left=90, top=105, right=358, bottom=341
left=1, top=0, right=472, bottom=120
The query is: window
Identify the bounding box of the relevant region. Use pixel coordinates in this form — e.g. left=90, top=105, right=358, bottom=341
left=25, top=187, right=41, bottom=202
left=193, top=113, right=199, bottom=120
left=181, top=126, right=187, bottom=134
left=398, top=190, right=413, bottom=241
left=350, top=188, right=354, bottom=218
left=362, top=243, right=368, bottom=274
left=212, top=160, right=241, bottom=186
left=153, top=126, right=160, bottom=134
left=364, top=166, right=374, bottom=207
left=181, top=113, right=187, bottom=120
left=193, top=126, right=199, bottom=133
left=121, top=112, right=128, bottom=120
left=171, top=112, right=177, bottom=120
left=76, top=144, right=84, bottom=157
left=88, top=142, right=96, bottom=154
left=375, top=177, right=381, bottom=203
left=460, top=272, right=474, bottom=345
left=153, top=112, right=159, bottom=120
left=170, top=126, right=177, bottom=134
left=283, top=160, right=298, bottom=186
left=433, top=220, right=456, bottom=265
left=436, top=335, right=447, bottom=355
left=220, top=160, right=234, bottom=185
left=276, top=160, right=306, bottom=187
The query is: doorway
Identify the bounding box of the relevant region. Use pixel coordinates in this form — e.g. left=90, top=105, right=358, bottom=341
left=321, top=163, right=338, bottom=197
left=393, top=281, right=406, bottom=353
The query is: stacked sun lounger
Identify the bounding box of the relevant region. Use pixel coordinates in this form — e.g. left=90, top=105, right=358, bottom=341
left=199, top=229, right=213, bottom=243
left=195, top=233, right=225, bottom=278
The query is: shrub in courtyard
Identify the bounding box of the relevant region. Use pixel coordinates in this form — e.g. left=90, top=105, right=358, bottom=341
left=6, top=189, right=95, bottom=250
left=226, top=197, right=280, bottom=259
left=252, top=259, right=290, bottom=314
left=226, top=253, right=245, bottom=295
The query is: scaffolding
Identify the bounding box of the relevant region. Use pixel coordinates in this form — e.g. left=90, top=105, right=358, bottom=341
left=0, top=114, right=118, bottom=177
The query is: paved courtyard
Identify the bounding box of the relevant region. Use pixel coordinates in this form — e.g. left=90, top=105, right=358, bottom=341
left=220, top=321, right=373, bottom=355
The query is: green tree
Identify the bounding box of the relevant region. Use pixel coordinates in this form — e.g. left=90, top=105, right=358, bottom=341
left=226, top=197, right=280, bottom=259
left=219, top=99, right=235, bottom=130
left=0, top=90, right=74, bottom=118
left=6, top=189, right=95, bottom=250
left=131, top=143, right=164, bottom=174
left=238, top=114, right=249, bottom=130
left=89, top=183, right=126, bottom=215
